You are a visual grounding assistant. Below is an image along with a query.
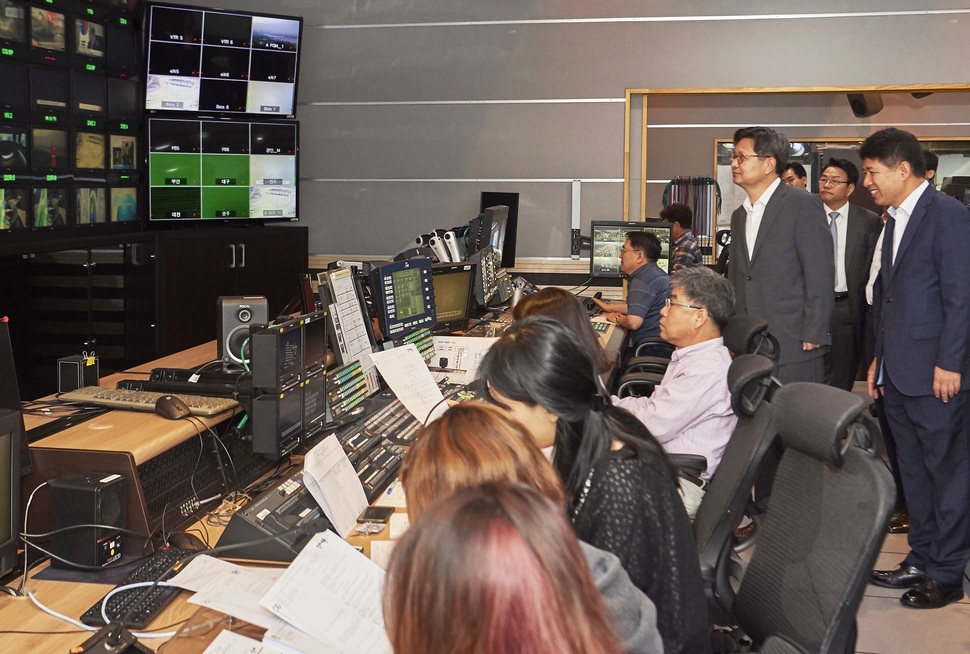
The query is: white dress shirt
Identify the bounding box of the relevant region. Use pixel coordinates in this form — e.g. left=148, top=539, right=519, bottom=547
left=888, top=180, right=930, bottom=265
left=743, top=177, right=782, bottom=259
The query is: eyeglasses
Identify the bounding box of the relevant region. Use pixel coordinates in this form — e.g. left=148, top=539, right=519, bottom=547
left=665, top=297, right=704, bottom=310
left=730, top=152, right=768, bottom=164
left=620, top=247, right=642, bottom=255
left=818, top=177, right=849, bottom=187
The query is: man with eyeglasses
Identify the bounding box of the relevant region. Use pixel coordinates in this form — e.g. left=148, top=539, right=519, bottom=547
left=817, top=158, right=881, bottom=391
left=863, top=128, right=970, bottom=610
left=612, top=266, right=737, bottom=517
left=593, top=230, right=670, bottom=363
left=727, top=126, right=834, bottom=384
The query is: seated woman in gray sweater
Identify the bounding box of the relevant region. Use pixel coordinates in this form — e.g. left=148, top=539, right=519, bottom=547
left=399, top=402, right=662, bottom=654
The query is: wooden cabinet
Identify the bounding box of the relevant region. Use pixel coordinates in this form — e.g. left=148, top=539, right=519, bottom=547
left=154, top=226, right=308, bottom=355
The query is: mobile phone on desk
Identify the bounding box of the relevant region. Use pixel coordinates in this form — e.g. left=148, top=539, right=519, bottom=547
left=357, top=506, right=395, bottom=523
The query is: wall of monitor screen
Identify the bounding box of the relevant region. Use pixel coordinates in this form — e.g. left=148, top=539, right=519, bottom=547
left=0, top=0, right=302, bottom=247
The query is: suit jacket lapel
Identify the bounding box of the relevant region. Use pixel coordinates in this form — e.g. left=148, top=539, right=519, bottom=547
left=892, top=186, right=933, bottom=272
left=750, top=183, right=785, bottom=262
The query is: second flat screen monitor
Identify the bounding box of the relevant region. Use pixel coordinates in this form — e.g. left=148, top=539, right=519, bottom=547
left=147, top=117, right=297, bottom=222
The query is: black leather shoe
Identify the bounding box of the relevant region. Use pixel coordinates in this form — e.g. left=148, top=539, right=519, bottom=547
left=887, top=511, right=910, bottom=534
left=900, top=578, right=964, bottom=609
left=870, top=563, right=925, bottom=588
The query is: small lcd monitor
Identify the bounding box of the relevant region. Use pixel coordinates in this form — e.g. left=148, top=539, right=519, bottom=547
left=0, top=125, right=29, bottom=172
left=75, top=185, right=107, bottom=225
left=1, top=187, right=29, bottom=231
left=74, top=19, right=105, bottom=59
left=73, top=72, right=107, bottom=115
left=302, top=310, right=327, bottom=374
left=252, top=317, right=303, bottom=391
left=107, top=77, right=140, bottom=119
left=30, top=126, right=69, bottom=172
left=0, top=61, right=29, bottom=114
left=104, top=24, right=138, bottom=77
left=0, top=1, right=27, bottom=47
left=368, top=258, right=437, bottom=340
left=32, top=186, right=69, bottom=228
left=75, top=131, right=106, bottom=171
left=431, top=262, right=475, bottom=333
left=590, top=220, right=673, bottom=277
left=30, top=65, right=69, bottom=113
left=480, top=192, right=520, bottom=268
left=109, top=133, right=136, bottom=169
left=29, top=6, right=65, bottom=53
left=110, top=185, right=138, bottom=222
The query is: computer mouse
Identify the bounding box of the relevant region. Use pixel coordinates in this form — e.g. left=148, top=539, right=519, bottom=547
left=167, top=531, right=208, bottom=552
left=154, top=394, right=191, bottom=420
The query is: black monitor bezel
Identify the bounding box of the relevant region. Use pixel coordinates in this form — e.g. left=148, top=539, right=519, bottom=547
left=431, top=261, right=475, bottom=333
left=142, top=1, right=303, bottom=120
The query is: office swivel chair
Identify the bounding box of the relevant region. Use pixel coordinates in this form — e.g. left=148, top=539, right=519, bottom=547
left=614, top=313, right=778, bottom=398
left=729, top=382, right=894, bottom=653
left=691, top=353, right=778, bottom=625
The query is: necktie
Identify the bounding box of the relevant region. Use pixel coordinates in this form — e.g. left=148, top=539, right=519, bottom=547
left=829, top=212, right=839, bottom=265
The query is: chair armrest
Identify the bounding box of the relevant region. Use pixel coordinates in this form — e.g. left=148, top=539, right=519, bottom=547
left=670, top=453, right=708, bottom=477
left=615, top=372, right=664, bottom=398
left=634, top=337, right=675, bottom=358
left=624, top=355, right=671, bottom=375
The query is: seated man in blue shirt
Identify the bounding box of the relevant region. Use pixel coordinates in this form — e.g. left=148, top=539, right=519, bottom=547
left=613, top=266, right=738, bottom=517
left=593, top=230, right=670, bottom=363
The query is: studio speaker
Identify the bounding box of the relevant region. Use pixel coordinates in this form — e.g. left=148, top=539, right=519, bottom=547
left=49, top=472, right=127, bottom=568
left=847, top=93, right=883, bottom=118
left=218, top=296, right=268, bottom=364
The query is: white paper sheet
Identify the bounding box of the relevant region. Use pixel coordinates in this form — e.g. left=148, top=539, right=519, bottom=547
left=368, top=540, right=396, bottom=571
left=263, top=622, right=345, bottom=654
left=429, top=335, right=499, bottom=386
left=168, top=556, right=288, bottom=631
left=373, top=479, right=407, bottom=509
left=260, top=531, right=390, bottom=653
left=370, top=344, right=446, bottom=424
left=327, top=268, right=380, bottom=394
left=388, top=513, right=410, bottom=540
left=302, top=434, right=369, bottom=538
left=202, top=630, right=291, bottom=654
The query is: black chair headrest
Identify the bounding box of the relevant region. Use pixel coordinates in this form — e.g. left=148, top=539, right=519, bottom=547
left=722, top=314, right=769, bottom=357
left=727, top=354, right=775, bottom=418
left=771, top=382, right=866, bottom=467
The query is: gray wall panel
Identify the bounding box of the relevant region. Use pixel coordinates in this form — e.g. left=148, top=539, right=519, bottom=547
left=299, top=104, right=624, bottom=179
left=298, top=181, right=622, bottom=258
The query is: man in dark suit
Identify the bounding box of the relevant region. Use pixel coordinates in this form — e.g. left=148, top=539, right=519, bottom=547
left=818, top=158, right=881, bottom=390
left=727, top=126, right=834, bottom=384
left=865, top=128, right=970, bottom=609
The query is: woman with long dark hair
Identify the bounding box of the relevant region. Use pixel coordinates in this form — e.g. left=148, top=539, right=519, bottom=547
left=478, top=316, right=710, bottom=654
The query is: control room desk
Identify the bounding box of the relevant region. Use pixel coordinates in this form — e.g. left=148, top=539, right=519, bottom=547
left=0, top=342, right=245, bottom=653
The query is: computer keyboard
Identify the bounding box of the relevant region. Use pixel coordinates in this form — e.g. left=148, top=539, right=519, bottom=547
left=79, top=546, right=195, bottom=629
left=58, top=386, right=238, bottom=416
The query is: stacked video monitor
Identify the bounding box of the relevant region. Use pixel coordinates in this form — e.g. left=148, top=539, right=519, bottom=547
left=0, top=0, right=142, bottom=243
left=143, top=2, right=302, bottom=227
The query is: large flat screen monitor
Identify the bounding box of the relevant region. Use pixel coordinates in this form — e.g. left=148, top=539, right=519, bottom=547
left=589, top=220, right=673, bottom=278
left=147, top=117, right=298, bottom=224
left=144, top=2, right=302, bottom=118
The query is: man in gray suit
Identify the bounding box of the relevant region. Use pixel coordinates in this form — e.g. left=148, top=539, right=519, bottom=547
left=727, top=126, right=834, bottom=384
left=818, top=157, right=881, bottom=390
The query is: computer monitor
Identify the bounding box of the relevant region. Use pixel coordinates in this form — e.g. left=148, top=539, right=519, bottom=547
left=589, top=220, right=673, bottom=278
left=480, top=192, right=519, bottom=268
left=368, top=258, right=436, bottom=340
left=431, top=262, right=475, bottom=333
left=0, top=318, right=26, bottom=578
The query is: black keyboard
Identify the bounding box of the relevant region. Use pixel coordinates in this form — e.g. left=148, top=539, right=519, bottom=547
left=79, top=547, right=195, bottom=629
